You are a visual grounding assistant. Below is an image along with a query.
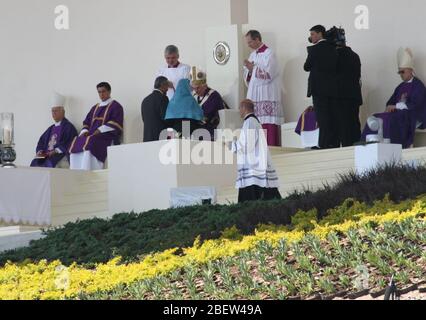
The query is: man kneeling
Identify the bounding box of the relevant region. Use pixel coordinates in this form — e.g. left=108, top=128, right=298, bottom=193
left=30, top=92, right=78, bottom=168
left=362, top=48, right=426, bottom=148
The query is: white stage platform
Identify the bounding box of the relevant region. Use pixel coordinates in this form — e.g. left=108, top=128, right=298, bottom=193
left=0, top=227, right=44, bottom=252
left=217, top=146, right=426, bottom=204
left=108, top=140, right=237, bottom=213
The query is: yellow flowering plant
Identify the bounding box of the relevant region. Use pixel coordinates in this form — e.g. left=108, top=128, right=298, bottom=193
left=0, top=197, right=425, bottom=300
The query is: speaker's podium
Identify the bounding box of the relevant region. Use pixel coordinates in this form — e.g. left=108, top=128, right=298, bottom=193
left=108, top=139, right=237, bottom=214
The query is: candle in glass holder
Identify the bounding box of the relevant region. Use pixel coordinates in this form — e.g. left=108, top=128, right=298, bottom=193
left=3, top=127, right=12, bottom=145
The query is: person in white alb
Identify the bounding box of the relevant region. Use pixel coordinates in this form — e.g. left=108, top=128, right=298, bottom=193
left=244, top=30, right=284, bottom=147
left=157, top=45, right=191, bottom=100
left=231, top=99, right=282, bottom=203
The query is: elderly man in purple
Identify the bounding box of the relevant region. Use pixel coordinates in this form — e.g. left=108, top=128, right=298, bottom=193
left=30, top=92, right=78, bottom=168
left=362, top=48, right=426, bottom=148
left=69, top=82, right=124, bottom=170
left=191, top=67, right=225, bottom=140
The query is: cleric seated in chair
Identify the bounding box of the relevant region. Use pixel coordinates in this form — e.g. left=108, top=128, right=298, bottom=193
left=30, top=92, right=78, bottom=168
left=362, top=48, right=426, bottom=149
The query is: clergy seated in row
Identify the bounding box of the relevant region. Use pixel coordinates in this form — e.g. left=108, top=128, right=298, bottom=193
left=69, top=82, right=124, bottom=171
left=30, top=92, right=78, bottom=168
left=191, top=67, right=225, bottom=140
left=361, top=48, right=426, bottom=149
left=157, top=45, right=191, bottom=100
left=141, top=76, right=171, bottom=142
left=164, top=78, right=204, bottom=139
left=231, top=99, right=282, bottom=203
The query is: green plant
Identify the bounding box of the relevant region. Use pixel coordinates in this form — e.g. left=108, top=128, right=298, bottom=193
left=317, top=277, right=336, bottom=295
left=338, top=275, right=352, bottom=289
left=3, top=165, right=426, bottom=267
left=78, top=214, right=426, bottom=301
left=291, top=209, right=318, bottom=231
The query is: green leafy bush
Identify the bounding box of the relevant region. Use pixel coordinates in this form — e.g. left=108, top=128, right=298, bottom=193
left=1, top=164, right=425, bottom=267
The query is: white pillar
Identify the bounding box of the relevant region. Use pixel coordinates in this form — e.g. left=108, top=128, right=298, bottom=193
left=230, top=0, right=248, bottom=25
left=355, top=143, right=402, bottom=175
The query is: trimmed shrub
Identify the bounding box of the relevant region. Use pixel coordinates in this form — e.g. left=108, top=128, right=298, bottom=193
left=1, top=163, right=426, bottom=267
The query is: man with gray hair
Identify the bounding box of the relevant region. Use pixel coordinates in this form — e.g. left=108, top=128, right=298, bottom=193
left=157, top=45, right=191, bottom=100
left=30, top=92, right=78, bottom=168
left=141, top=76, right=171, bottom=142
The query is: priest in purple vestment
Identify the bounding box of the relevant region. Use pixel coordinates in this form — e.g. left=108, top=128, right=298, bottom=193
left=361, top=48, right=426, bottom=149
left=69, top=82, right=124, bottom=170
left=191, top=67, right=225, bottom=140
left=30, top=92, right=78, bottom=168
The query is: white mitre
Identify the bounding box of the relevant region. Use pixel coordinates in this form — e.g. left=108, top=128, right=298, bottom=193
left=397, top=47, right=414, bottom=70
left=51, top=91, right=66, bottom=108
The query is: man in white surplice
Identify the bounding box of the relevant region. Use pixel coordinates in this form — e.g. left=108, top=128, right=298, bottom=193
left=244, top=30, right=283, bottom=147
left=231, top=99, right=281, bottom=203
left=157, top=45, right=191, bottom=100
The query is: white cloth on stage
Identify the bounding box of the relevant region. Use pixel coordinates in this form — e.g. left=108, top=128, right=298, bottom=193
left=301, top=129, right=320, bottom=148
left=0, top=168, right=51, bottom=226
left=70, top=151, right=104, bottom=171
left=232, top=114, right=280, bottom=189
left=157, top=63, right=191, bottom=100
left=244, top=45, right=284, bottom=125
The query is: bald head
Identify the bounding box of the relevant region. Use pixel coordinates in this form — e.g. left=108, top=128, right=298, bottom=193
left=239, top=99, right=255, bottom=118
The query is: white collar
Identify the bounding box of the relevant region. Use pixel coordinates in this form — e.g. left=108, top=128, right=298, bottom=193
left=406, top=77, right=414, bottom=83
left=164, top=63, right=185, bottom=69
left=54, top=120, right=62, bottom=127
left=244, top=113, right=255, bottom=120
left=99, top=98, right=113, bottom=107
left=154, top=89, right=164, bottom=94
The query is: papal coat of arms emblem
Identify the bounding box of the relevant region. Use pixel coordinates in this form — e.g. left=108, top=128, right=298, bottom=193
left=213, top=41, right=231, bottom=65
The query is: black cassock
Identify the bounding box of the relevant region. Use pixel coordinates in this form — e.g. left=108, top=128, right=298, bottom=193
left=304, top=40, right=339, bottom=149
left=336, top=46, right=363, bottom=147
left=141, top=90, right=170, bottom=142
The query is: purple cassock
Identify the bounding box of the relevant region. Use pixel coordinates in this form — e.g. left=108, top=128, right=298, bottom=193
left=361, top=77, right=426, bottom=148
left=195, top=88, right=225, bottom=140
left=30, top=118, right=78, bottom=168
left=295, top=109, right=318, bottom=135
left=69, top=100, right=124, bottom=163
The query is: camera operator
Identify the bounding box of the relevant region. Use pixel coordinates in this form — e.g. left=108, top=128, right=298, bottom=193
left=334, top=28, right=363, bottom=147
left=304, top=25, right=339, bottom=149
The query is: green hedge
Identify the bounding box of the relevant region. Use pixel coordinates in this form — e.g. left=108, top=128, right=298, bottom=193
left=1, top=164, right=426, bottom=267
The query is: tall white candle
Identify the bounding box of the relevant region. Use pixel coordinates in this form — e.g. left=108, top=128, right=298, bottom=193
left=3, top=127, right=12, bottom=145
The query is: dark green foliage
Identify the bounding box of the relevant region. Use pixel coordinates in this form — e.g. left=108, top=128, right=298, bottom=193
left=78, top=218, right=426, bottom=300
left=1, top=163, right=426, bottom=267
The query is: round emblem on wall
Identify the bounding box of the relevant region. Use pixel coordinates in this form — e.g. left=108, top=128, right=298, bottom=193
left=213, top=41, right=231, bottom=65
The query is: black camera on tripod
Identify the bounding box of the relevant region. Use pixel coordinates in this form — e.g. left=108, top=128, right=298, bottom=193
left=308, top=25, right=346, bottom=47
left=325, top=26, right=346, bottom=46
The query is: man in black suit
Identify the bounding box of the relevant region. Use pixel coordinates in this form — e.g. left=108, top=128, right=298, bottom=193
left=141, top=76, right=170, bottom=142
left=304, top=25, right=339, bottom=149
left=336, top=40, right=363, bottom=147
